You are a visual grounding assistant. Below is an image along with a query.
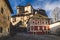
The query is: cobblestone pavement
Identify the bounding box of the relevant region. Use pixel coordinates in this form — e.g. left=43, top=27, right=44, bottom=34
left=2, top=33, right=60, bottom=40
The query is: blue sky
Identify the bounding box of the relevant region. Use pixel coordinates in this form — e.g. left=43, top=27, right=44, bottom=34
left=9, top=0, right=60, bottom=18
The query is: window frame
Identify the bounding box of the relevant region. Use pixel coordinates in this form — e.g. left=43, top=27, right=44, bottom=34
left=0, top=27, right=2, bottom=33
left=1, top=8, right=3, bottom=14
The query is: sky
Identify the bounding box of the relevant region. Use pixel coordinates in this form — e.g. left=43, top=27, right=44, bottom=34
left=9, top=0, right=60, bottom=18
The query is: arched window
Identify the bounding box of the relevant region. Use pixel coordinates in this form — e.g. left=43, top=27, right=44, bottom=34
left=13, top=18, right=16, bottom=23
left=39, top=26, right=42, bottom=30
left=0, top=27, right=2, bottom=33
left=19, top=21, right=22, bottom=25
left=33, top=21, right=34, bottom=23
left=38, top=21, right=39, bottom=23
left=1, top=8, right=3, bottom=14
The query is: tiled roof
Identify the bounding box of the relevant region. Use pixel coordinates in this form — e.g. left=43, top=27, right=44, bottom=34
left=35, top=9, right=48, bottom=17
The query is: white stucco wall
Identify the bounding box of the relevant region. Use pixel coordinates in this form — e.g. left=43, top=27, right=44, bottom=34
left=25, top=6, right=31, bottom=13
left=11, top=17, right=23, bottom=25
left=50, top=22, right=60, bottom=34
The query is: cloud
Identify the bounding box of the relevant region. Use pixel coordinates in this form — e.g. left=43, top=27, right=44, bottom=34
left=30, top=0, right=60, bottom=18
left=9, top=0, right=60, bottom=17
left=44, top=2, right=60, bottom=11
left=43, top=1, right=60, bottom=18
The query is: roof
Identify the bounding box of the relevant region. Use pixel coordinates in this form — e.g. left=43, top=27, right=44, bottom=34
left=12, top=13, right=33, bottom=17
left=4, top=0, right=13, bottom=13
left=38, top=9, right=48, bottom=17
left=34, top=9, right=48, bottom=17
left=31, top=17, right=50, bottom=19
left=31, top=13, right=48, bottom=19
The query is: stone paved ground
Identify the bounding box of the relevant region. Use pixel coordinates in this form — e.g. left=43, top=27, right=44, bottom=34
left=0, top=33, right=60, bottom=40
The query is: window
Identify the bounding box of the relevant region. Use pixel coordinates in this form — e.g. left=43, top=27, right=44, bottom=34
left=46, top=21, right=48, bottom=24
left=0, top=27, right=2, bottom=33
left=19, top=21, right=22, bottom=25
left=13, top=18, right=16, bottom=23
left=8, top=16, right=9, bottom=20
left=39, top=26, right=42, bottom=30
left=33, top=21, right=34, bottom=23
left=44, top=26, right=46, bottom=30
left=38, top=21, right=39, bottom=23
left=34, top=26, right=38, bottom=30
left=32, top=20, right=35, bottom=24
left=1, top=8, right=3, bottom=14
left=42, top=22, right=44, bottom=24
left=8, top=28, right=9, bottom=32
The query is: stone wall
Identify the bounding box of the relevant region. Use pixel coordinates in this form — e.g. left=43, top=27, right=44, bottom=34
left=0, top=0, right=11, bottom=37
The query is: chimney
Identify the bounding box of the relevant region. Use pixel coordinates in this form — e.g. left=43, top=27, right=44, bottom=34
left=35, top=11, right=37, bottom=14
left=17, top=6, right=20, bottom=14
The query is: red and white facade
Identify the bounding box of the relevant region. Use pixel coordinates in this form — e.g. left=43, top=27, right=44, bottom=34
left=27, top=17, right=50, bottom=34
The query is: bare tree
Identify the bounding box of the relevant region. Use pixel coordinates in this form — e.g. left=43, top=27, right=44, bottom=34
left=51, top=7, right=60, bottom=23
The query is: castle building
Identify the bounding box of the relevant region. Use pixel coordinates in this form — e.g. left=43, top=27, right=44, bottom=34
left=11, top=3, right=51, bottom=34
left=27, top=9, right=51, bottom=34
left=11, top=3, right=34, bottom=28
left=0, top=0, right=13, bottom=37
